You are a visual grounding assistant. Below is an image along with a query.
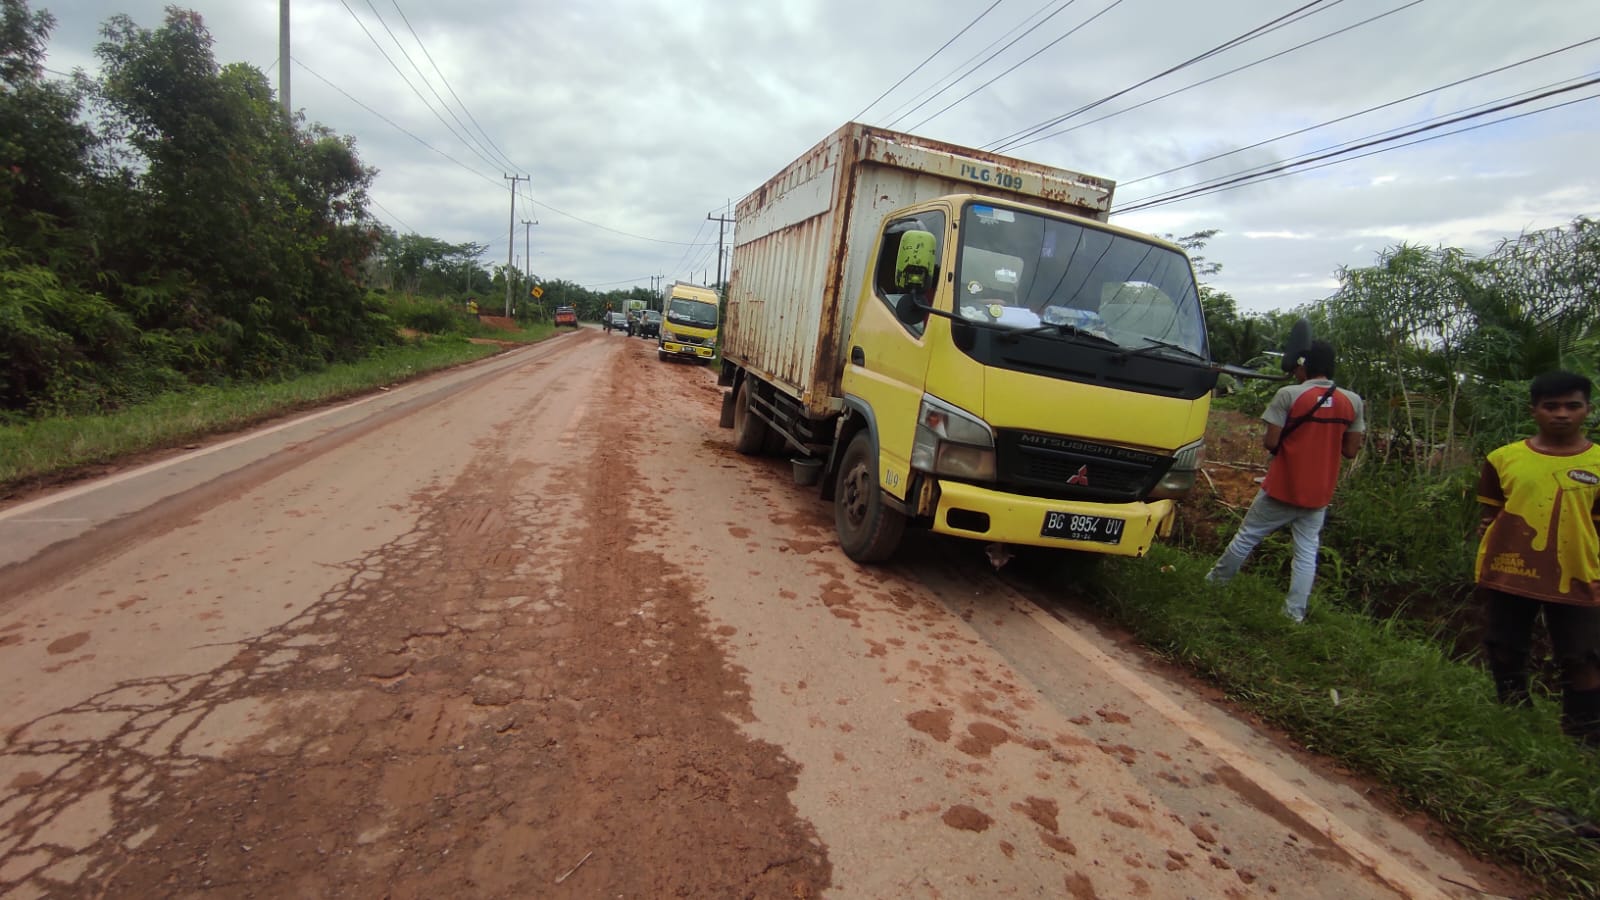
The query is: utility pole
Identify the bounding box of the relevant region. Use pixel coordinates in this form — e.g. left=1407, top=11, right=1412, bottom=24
left=522, top=219, right=537, bottom=280
left=503, top=174, right=527, bottom=317
left=522, top=218, right=537, bottom=317
left=707, top=210, right=734, bottom=292
left=279, top=0, right=290, bottom=118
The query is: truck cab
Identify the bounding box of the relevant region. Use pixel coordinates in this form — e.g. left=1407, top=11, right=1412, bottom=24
left=658, top=282, right=719, bottom=364
left=837, top=197, right=1208, bottom=559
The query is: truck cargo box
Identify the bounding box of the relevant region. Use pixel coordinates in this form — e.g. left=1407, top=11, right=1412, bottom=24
left=723, top=122, right=1116, bottom=418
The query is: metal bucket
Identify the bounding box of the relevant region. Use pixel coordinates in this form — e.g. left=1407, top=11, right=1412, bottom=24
left=791, top=457, right=824, bottom=486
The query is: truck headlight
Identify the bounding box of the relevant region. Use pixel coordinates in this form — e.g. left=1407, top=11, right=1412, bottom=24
left=661, top=328, right=678, bottom=342
left=1147, top=438, right=1205, bottom=500
left=911, top=396, right=996, bottom=481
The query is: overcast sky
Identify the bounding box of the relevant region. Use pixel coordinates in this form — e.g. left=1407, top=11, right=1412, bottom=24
left=36, top=0, right=1600, bottom=313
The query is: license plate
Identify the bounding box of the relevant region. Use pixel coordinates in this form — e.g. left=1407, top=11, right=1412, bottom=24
left=1040, top=511, right=1124, bottom=544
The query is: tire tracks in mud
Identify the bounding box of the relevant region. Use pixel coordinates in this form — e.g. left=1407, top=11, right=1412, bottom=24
left=0, top=337, right=830, bottom=898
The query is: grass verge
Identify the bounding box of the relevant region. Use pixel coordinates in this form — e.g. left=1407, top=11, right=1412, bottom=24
left=1079, top=545, right=1599, bottom=896
left=0, top=335, right=527, bottom=493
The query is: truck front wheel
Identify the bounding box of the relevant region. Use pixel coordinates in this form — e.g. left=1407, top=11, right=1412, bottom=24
left=834, top=432, right=905, bottom=562
left=732, top=380, right=769, bottom=454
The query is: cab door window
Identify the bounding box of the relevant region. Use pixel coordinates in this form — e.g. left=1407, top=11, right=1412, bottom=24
left=872, top=211, right=946, bottom=337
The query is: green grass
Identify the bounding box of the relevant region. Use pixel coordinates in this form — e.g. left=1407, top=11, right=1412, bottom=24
left=1080, top=546, right=1600, bottom=896
left=0, top=333, right=539, bottom=492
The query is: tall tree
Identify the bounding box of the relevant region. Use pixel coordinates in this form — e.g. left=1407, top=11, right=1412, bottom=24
left=94, top=8, right=381, bottom=374
left=0, top=0, right=95, bottom=266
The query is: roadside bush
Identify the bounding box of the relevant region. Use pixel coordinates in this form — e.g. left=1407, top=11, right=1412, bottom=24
left=0, top=259, right=146, bottom=415
left=384, top=294, right=468, bottom=336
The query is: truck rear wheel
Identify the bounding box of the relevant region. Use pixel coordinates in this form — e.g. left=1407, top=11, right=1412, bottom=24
left=732, top=380, right=769, bottom=455
left=835, top=432, right=905, bottom=562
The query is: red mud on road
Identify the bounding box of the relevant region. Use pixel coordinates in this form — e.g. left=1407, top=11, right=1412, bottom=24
left=0, top=338, right=830, bottom=896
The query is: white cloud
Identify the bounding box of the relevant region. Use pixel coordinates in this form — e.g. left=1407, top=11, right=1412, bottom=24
left=1242, top=231, right=1317, bottom=240
left=33, top=0, right=1600, bottom=305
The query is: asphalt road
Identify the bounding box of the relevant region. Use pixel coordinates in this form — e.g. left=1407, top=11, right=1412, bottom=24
left=0, top=326, right=1524, bottom=898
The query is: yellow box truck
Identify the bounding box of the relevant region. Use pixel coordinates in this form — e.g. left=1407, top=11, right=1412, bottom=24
left=658, top=281, right=720, bottom=363
left=719, top=122, right=1234, bottom=563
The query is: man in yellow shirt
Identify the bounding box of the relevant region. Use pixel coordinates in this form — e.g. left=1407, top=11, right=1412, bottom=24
left=1476, top=371, right=1600, bottom=747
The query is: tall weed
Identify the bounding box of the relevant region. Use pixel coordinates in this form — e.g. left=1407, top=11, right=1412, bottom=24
left=1323, top=463, right=1479, bottom=621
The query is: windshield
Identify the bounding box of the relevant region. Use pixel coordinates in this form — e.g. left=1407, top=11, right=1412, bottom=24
left=667, top=298, right=718, bottom=328
left=954, top=204, right=1205, bottom=356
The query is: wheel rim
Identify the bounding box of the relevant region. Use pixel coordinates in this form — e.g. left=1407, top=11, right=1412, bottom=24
left=841, top=460, right=871, bottom=531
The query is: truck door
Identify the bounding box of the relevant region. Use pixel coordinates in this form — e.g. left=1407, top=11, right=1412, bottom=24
left=841, top=210, right=947, bottom=501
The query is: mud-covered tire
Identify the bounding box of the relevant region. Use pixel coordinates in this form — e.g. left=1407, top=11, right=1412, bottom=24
left=732, top=380, right=769, bottom=455
left=834, top=432, right=905, bottom=562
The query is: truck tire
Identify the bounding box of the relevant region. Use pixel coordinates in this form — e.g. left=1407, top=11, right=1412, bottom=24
left=732, top=380, right=769, bottom=455
left=834, top=432, right=905, bottom=562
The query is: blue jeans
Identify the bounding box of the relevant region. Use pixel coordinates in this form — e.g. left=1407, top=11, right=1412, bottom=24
left=1206, top=490, right=1328, bottom=622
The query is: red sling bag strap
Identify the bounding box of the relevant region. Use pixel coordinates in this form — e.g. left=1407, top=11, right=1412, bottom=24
left=1270, top=384, right=1338, bottom=456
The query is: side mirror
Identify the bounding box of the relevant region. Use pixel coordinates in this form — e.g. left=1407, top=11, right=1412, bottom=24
left=895, top=292, right=929, bottom=326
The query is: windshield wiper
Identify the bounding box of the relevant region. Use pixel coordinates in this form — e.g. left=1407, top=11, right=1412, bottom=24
left=1114, top=336, right=1206, bottom=361
left=995, top=321, right=1119, bottom=347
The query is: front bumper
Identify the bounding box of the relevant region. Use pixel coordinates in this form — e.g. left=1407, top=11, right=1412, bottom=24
left=661, top=340, right=715, bottom=359
left=931, top=479, right=1175, bottom=558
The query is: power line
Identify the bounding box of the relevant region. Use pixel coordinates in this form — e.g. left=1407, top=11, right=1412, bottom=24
left=1114, top=76, right=1600, bottom=213
left=334, top=0, right=509, bottom=176
left=1117, top=92, right=1599, bottom=214
left=294, top=56, right=501, bottom=189
left=876, top=0, right=1061, bottom=126
left=1001, top=0, right=1424, bottom=154
left=666, top=217, right=713, bottom=283
left=1121, top=34, right=1600, bottom=189
left=884, top=0, right=1086, bottom=130
left=521, top=196, right=718, bottom=246
left=1117, top=71, right=1599, bottom=208
left=360, top=0, right=513, bottom=172
left=389, top=0, right=523, bottom=173
left=904, top=0, right=1130, bottom=134
left=987, top=0, right=1340, bottom=152
left=851, top=0, right=1007, bottom=122
left=583, top=274, right=658, bottom=289
left=297, top=58, right=721, bottom=249
left=368, top=196, right=418, bottom=233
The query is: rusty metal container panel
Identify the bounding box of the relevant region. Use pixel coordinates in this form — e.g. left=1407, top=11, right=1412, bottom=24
left=723, top=126, right=852, bottom=416
left=724, top=123, right=1117, bottom=419
left=858, top=129, right=1113, bottom=221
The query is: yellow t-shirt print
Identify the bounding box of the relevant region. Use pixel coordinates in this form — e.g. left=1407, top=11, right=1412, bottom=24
left=1475, top=441, right=1600, bottom=605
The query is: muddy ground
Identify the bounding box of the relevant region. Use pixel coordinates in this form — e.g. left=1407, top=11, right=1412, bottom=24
left=0, top=328, right=1527, bottom=898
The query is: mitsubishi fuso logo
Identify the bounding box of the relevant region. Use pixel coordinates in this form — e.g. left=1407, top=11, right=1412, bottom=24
left=1067, top=465, right=1090, bottom=486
